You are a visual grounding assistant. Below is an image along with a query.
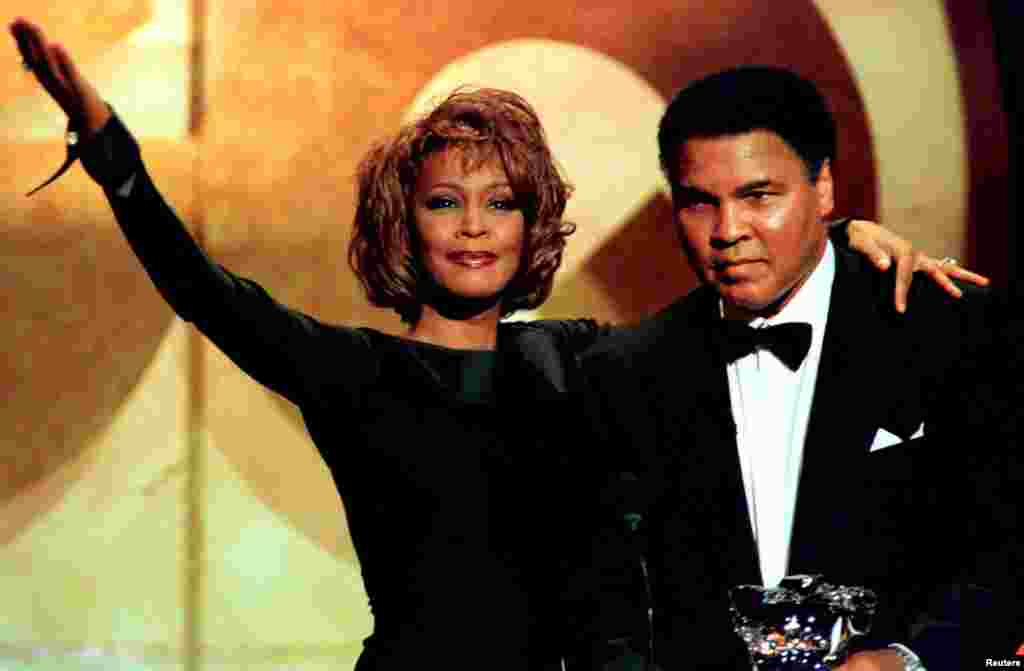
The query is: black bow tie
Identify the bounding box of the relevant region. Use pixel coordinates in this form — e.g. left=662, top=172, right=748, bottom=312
left=716, top=321, right=813, bottom=371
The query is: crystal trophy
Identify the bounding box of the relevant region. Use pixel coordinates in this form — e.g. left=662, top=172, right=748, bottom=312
left=729, top=574, right=878, bottom=670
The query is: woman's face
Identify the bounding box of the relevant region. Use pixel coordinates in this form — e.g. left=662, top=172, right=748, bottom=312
left=412, top=149, right=526, bottom=302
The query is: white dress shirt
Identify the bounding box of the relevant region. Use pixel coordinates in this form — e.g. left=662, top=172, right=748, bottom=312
left=725, top=240, right=835, bottom=588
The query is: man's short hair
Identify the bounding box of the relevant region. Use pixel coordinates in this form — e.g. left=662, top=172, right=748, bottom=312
left=657, top=66, right=837, bottom=187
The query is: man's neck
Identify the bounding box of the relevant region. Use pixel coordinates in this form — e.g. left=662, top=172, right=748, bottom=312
left=722, top=242, right=829, bottom=323
left=721, top=241, right=833, bottom=324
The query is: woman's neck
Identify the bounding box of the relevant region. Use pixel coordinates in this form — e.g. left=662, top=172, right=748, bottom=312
left=406, top=304, right=502, bottom=350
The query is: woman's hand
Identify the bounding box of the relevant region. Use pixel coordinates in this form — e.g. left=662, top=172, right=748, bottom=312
left=10, top=17, right=110, bottom=136
left=847, top=219, right=990, bottom=313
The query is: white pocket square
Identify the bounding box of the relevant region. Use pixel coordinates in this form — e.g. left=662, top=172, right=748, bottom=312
left=870, top=423, right=924, bottom=452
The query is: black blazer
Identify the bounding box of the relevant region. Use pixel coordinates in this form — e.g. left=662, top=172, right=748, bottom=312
left=578, top=247, right=1017, bottom=670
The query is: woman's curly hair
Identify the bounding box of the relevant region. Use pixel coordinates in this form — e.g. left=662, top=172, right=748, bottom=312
left=348, top=87, right=574, bottom=324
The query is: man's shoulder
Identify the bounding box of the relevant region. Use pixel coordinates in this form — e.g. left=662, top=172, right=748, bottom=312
left=834, top=246, right=993, bottom=323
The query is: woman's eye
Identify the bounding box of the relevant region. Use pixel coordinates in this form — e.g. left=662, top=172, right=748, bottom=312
left=745, top=191, right=771, bottom=201
left=426, top=196, right=458, bottom=210
left=490, top=198, right=520, bottom=211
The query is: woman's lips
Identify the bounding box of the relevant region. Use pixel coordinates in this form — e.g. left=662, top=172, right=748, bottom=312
left=448, top=251, right=498, bottom=268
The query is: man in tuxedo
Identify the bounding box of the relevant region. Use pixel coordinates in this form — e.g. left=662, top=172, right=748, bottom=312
left=578, top=66, right=1018, bottom=670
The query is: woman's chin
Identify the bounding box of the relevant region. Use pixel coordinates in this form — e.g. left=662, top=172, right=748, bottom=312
left=424, top=284, right=506, bottom=320
left=440, top=279, right=511, bottom=302
left=453, top=287, right=504, bottom=301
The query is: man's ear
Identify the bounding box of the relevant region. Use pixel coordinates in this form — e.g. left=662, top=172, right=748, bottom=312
left=815, top=159, right=835, bottom=218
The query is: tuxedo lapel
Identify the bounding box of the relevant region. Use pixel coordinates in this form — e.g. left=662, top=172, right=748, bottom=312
left=670, top=287, right=736, bottom=436
left=788, top=250, right=891, bottom=574
left=654, top=288, right=761, bottom=587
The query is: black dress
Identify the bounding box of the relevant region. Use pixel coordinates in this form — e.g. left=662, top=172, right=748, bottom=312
left=75, top=113, right=607, bottom=670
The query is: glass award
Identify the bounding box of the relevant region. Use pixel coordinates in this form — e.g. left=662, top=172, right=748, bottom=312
left=729, top=574, right=878, bottom=669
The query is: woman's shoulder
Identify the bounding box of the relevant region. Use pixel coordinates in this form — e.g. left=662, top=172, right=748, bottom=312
left=293, top=322, right=384, bottom=394
left=505, top=317, right=614, bottom=355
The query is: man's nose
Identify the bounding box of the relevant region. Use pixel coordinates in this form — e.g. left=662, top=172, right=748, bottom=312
left=711, top=202, right=748, bottom=247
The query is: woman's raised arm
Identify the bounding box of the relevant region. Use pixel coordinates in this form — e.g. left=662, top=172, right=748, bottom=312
left=10, top=17, right=373, bottom=407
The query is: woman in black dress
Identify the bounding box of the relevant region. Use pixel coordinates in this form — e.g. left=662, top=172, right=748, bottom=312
left=10, top=17, right=985, bottom=670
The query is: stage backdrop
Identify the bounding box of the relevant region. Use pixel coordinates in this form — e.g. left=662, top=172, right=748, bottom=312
left=0, top=1, right=1009, bottom=669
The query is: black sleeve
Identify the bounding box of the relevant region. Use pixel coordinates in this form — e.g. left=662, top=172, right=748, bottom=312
left=956, top=284, right=1024, bottom=664
left=888, top=279, right=1023, bottom=667
left=77, top=112, right=374, bottom=406
left=528, top=318, right=616, bottom=356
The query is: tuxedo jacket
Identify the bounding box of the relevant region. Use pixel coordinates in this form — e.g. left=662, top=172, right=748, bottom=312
left=577, top=247, right=1018, bottom=670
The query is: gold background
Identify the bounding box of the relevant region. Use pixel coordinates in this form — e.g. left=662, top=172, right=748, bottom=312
left=0, top=1, right=1007, bottom=668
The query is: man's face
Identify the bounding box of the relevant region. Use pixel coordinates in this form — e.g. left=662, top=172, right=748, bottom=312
left=673, top=130, right=834, bottom=317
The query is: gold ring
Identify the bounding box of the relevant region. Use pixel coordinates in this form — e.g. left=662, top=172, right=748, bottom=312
left=940, top=256, right=958, bottom=267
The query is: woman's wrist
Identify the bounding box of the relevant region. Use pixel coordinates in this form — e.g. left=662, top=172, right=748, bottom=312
left=74, top=78, right=112, bottom=138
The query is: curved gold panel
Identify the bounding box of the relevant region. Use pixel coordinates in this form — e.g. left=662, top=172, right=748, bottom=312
left=2, top=0, right=985, bottom=667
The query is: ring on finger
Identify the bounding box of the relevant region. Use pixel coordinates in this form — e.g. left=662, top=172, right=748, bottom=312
left=940, top=256, right=958, bottom=267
